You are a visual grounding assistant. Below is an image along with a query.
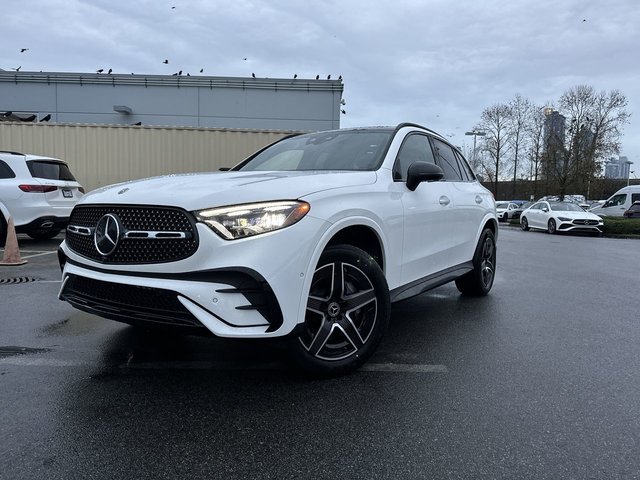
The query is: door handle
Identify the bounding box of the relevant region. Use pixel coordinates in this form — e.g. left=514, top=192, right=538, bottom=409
left=475, top=195, right=483, bottom=204
left=439, top=196, right=450, bottom=206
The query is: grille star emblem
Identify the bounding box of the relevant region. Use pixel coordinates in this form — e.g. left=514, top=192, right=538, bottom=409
left=94, top=214, right=121, bottom=256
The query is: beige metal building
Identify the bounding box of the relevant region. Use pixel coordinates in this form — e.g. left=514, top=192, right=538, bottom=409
left=0, top=122, right=301, bottom=192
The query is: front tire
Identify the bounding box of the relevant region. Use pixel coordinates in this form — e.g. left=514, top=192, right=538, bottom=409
left=547, top=219, right=556, bottom=234
left=288, top=245, right=390, bottom=376
left=455, top=229, right=497, bottom=296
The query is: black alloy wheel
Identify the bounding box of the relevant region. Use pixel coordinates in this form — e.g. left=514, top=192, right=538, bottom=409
left=521, top=217, right=529, bottom=231
left=0, top=214, right=6, bottom=247
left=455, top=228, right=497, bottom=296
left=547, top=219, right=556, bottom=234
left=289, top=245, right=390, bottom=375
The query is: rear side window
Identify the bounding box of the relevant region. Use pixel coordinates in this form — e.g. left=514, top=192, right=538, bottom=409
left=0, top=160, right=16, bottom=179
left=27, top=160, right=76, bottom=181
left=431, top=138, right=463, bottom=181
left=632, top=193, right=640, bottom=203
left=454, top=151, right=476, bottom=181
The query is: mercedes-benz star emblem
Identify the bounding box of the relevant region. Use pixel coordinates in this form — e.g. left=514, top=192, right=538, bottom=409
left=327, top=302, right=341, bottom=318
left=94, top=214, right=121, bottom=256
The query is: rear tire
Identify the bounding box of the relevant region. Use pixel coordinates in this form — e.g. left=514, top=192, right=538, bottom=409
left=27, top=228, right=62, bottom=241
left=0, top=214, right=7, bottom=247
left=288, top=245, right=390, bottom=376
left=521, top=217, right=529, bottom=231
left=455, top=229, right=497, bottom=296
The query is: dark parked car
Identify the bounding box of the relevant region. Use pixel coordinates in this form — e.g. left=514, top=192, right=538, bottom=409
left=623, top=201, right=640, bottom=218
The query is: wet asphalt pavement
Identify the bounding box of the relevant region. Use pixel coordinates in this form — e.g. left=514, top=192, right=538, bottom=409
left=1, top=227, right=639, bottom=479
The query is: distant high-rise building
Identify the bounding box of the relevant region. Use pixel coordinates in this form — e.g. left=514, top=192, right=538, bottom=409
left=543, top=108, right=566, bottom=151
left=605, top=156, right=633, bottom=179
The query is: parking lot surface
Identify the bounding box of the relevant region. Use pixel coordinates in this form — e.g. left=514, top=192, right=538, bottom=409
left=1, top=228, right=639, bottom=479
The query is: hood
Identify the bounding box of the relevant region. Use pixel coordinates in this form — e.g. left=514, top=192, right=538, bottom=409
left=79, top=170, right=377, bottom=210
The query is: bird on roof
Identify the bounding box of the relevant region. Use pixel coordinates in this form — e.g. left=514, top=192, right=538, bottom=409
left=252, top=73, right=256, bottom=78
left=108, top=68, right=112, bottom=74
left=316, top=75, right=319, bottom=80
left=20, top=48, right=29, bottom=53
left=3, top=111, right=12, bottom=117
left=13, top=66, right=22, bottom=71
left=40, top=114, right=51, bottom=122
left=178, top=70, right=182, bottom=75
left=24, top=114, right=37, bottom=122
left=163, top=59, right=169, bottom=64
left=338, top=75, right=342, bottom=80
left=133, top=121, right=142, bottom=125
left=96, top=69, right=103, bottom=73
left=327, top=75, right=331, bottom=80
left=200, top=68, right=204, bottom=73
left=293, top=74, right=297, bottom=79
left=341, top=109, right=346, bottom=115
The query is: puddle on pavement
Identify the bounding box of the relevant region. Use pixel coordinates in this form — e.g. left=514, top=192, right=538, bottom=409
left=0, top=346, right=50, bottom=359
left=41, top=312, right=106, bottom=337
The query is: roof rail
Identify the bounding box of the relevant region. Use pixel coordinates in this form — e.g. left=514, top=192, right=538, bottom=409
left=0, top=150, right=25, bottom=156
left=393, top=122, right=447, bottom=140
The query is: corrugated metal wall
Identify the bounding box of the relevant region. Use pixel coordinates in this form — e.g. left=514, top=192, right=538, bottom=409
left=0, top=123, right=301, bottom=191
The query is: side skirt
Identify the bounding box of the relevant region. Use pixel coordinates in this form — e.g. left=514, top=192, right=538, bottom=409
left=390, top=262, right=473, bottom=303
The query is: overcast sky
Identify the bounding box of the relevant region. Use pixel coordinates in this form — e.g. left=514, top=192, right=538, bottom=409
left=2, top=0, right=639, bottom=174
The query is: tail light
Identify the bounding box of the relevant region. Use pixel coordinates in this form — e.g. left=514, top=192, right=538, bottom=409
left=19, top=184, right=58, bottom=193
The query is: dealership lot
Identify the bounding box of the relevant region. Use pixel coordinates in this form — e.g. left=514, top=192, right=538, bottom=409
left=1, top=227, right=639, bottom=479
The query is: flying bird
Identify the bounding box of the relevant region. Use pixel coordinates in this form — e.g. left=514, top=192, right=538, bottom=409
left=582, top=18, right=586, bottom=22
left=40, top=114, right=51, bottom=122
left=200, top=68, right=204, bottom=73
left=163, top=59, right=169, bottom=64
left=20, top=48, right=29, bottom=53
left=243, top=57, right=248, bottom=61
left=96, top=69, right=103, bottom=73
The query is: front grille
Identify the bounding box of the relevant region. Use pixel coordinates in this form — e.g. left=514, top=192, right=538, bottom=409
left=66, top=205, right=199, bottom=264
left=61, top=274, right=204, bottom=329
left=572, top=219, right=600, bottom=226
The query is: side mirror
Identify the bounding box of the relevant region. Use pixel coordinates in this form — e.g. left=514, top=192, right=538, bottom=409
left=542, top=207, right=549, bottom=213
left=406, top=162, right=444, bottom=191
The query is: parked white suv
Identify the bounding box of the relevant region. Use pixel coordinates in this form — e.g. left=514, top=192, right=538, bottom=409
left=58, top=124, right=498, bottom=374
left=0, top=150, right=84, bottom=244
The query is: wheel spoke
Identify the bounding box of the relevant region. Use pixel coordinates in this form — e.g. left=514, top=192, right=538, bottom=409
left=336, top=317, right=365, bottom=351
left=306, top=295, right=328, bottom=314
left=342, top=288, right=376, bottom=312
left=330, top=262, right=344, bottom=300
left=307, top=318, right=334, bottom=357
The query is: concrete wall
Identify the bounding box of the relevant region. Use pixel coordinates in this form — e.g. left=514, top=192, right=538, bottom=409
left=0, top=122, right=301, bottom=192
left=0, top=71, right=343, bottom=131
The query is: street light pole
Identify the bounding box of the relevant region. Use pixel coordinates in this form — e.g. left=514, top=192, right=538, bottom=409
left=465, top=130, right=486, bottom=167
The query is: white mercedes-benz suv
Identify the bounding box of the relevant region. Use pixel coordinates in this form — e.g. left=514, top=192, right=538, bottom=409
left=58, top=123, right=498, bottom=375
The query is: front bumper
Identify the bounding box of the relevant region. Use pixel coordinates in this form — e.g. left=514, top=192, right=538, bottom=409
left=59, top=217, right=329, bottom=338
left=557, top=219, right=603, bottom=233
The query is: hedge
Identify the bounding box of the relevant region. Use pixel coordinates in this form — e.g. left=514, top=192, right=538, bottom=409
left=602, top=217, right=640, bottom=236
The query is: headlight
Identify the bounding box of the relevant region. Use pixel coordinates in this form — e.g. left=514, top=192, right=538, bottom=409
left=557, top=216, right=571, bottom=221
left=194, top=200, right=310, bottom=240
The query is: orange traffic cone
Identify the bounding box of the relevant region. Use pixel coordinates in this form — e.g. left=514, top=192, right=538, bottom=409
left=0, top=216, right=27, bottom=266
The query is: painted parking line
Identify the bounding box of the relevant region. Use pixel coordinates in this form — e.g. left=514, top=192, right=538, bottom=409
left=19, top=251, right=58, bottom=259
left=0, top=356, right=448, bottom=373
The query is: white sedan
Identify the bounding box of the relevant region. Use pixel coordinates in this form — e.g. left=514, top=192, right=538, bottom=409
left=520, top=201, right=603, bottom=235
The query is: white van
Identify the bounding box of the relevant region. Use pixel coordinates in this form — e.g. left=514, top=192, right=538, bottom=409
left=589, top=185, right=640, bottom=217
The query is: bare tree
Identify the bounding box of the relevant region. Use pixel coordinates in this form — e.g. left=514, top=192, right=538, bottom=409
left=550, top=86, right=630, bottom=197
left=506, top=94, right=532, bottom=197
left=477, top=103, right=512, bottom=197
left=525, top=105, right=547, bottom=198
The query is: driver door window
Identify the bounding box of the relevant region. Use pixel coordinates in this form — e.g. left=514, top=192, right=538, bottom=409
left=393, top=134, right=436, bottom=181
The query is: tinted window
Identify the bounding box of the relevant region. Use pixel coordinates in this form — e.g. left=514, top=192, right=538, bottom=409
left=0, top=160, right=16, bottom=179
left=393, top=134, right=436, bottom=180
left=27, top=160, right=76, bottom=181
left=238, top=131, right=392, bottom=172
left=431, top=138, right=463, bottom=181
left=629, top=203, right=640, bottom=212
left=454, top=151, right=475, bottom=181
left=632, top=193, right=640, bottom=203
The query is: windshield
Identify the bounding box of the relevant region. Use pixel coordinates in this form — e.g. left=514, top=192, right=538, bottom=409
left=496, top=202, right=508, bottom=209
left=237, top=130, right=392, bottom=172
left=549, top=202, right=584, bottom=212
